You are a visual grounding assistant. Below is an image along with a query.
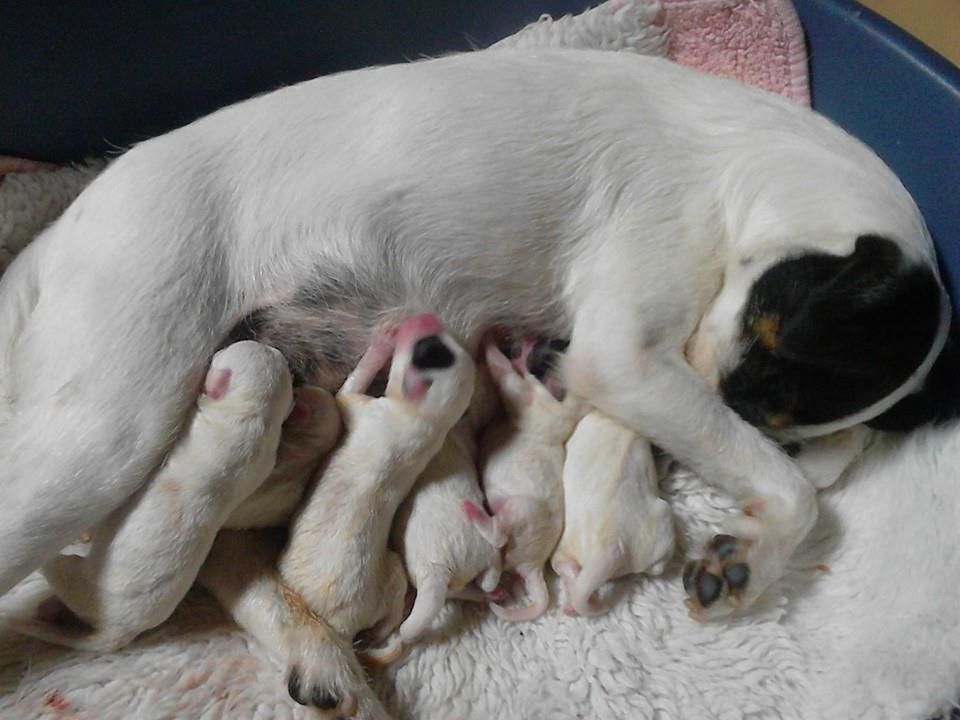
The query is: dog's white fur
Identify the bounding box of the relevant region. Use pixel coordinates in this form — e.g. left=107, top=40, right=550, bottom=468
left=225, top=384, right=342, bottom=529
left=0, top=49, right=948, bottom=621
left=6, top=341, right=292, bottom=650
left=551, top=410, right=675, bottom=617
left=388, top=366, right=502, bottom=652
left=471, top=340, right=581, bottom=621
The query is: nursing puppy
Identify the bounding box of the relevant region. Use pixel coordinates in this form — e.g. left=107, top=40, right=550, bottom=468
left=225, top=384, right=342, bottom=529
left=552, top=410, right=675, bottom=617
left=8, top=341, right=292, bottom=651
left=276, top=314, right=474, bottom=711
left=470, top=338, right=581, bottom=621
left=0, top=49, right=950, bottom=621
left=387, top=365, right=502, bottom=652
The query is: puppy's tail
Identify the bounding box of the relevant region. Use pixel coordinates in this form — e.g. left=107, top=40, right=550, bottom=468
left=490, top=565, right=549, bottom=622
left=568, top=549, right=621, bottom=618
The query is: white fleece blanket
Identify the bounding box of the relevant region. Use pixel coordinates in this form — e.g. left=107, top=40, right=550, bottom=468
left=2, top=3, right=959, bottom=719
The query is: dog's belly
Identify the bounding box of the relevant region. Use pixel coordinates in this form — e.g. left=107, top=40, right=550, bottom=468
left=235, top=263, right=570, bottom=390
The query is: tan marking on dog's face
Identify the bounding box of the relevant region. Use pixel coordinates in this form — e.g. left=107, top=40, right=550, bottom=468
left=766, top=413, right=792, bottom=429
left=752, top=314, right=781, bottom=351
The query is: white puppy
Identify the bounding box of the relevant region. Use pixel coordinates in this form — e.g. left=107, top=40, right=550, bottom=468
left=470, top=338, right=581, bottom=621
left=0, top=49, right=949, bottom=623
left=8, top=341, right=292, bottom=651
left=274, top=314, right=474, bottom=715
left=226, top=384, right=342, bottom=529
left=387, top=364, right=503, bottom=652
left=552, top=410, right=675, bottom=617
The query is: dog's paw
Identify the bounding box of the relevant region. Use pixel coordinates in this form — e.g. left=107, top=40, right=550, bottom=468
left=286, top=665, right=356, bottom=715
left=283, top=626, right=362, bottom=717
left=682, top=534, right=751, bottom=620
left=682, top=494, right=815, bottom=621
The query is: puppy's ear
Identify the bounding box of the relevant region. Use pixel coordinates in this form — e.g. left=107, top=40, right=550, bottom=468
left=867, top=323, right=960, bottom=431
left=751, top=235, right=942, bottom=380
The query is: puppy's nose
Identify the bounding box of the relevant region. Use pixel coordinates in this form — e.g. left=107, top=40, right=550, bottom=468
left=411, top=335, right=455, bottom=370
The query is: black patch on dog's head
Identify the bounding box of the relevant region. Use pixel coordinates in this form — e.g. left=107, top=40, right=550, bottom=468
left=719, top=235, right=943, bottom=430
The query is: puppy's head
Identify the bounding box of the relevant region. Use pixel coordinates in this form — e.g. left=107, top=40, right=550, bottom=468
left=385, top=313, right=475, bottom=425
left=692, top=235, right=950, bottom=437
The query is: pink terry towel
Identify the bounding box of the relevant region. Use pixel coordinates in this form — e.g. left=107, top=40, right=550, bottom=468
left=649, top=0, right=811, bottom=104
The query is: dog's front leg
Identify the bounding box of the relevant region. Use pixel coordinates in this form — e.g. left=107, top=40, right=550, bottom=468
left=563, top=316, right=817, bottom=621
left=198, top=530, right=392, bottom=720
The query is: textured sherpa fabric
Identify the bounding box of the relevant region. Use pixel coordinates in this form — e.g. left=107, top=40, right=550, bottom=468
left=2, top=3, right=958, bottom=719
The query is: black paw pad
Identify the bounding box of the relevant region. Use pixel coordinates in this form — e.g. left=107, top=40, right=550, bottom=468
left=707, top=534, right=738, bottom=561
left=724, top=563, right=750, bottom=592
left=695, top=569, right=723, bottom=607
left=287, top=668, right=306, bottom=706
left=312, top=688, right=339, bottom=710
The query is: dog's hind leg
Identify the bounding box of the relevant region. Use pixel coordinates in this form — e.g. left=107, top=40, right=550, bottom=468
left=0, top=213, right=236, bottom=597
left=199, top=530, right=392, bottom=719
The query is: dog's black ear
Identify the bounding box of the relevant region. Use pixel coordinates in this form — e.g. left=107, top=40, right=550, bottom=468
left=752, top=235, right=942, bottom=381
left=867, top=323, right=960, bottom=431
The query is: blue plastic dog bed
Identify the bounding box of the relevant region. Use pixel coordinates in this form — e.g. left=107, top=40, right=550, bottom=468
left=1, top=1, right=956, bottom=308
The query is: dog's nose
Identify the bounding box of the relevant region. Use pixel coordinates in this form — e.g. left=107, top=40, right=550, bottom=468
left=411, top=335, right=455, bottom=370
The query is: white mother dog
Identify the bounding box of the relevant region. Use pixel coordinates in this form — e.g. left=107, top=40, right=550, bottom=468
left=0, top=49, right=950, bottom=620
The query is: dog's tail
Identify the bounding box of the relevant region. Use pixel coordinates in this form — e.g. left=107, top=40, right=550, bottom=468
left=0, top=169, right=239, bottom=597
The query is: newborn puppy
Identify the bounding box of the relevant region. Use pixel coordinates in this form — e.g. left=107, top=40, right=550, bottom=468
left=471, top=338, right=581, bottom=621
left=12, top=341, right=292, bottom=651
left=551, top=410, right=675, bottom=617
left=276, top=313, right=475, bottom=714
left=388, top=365, right=503, bottom=652
left=226, top=385, right=342, bottom=529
